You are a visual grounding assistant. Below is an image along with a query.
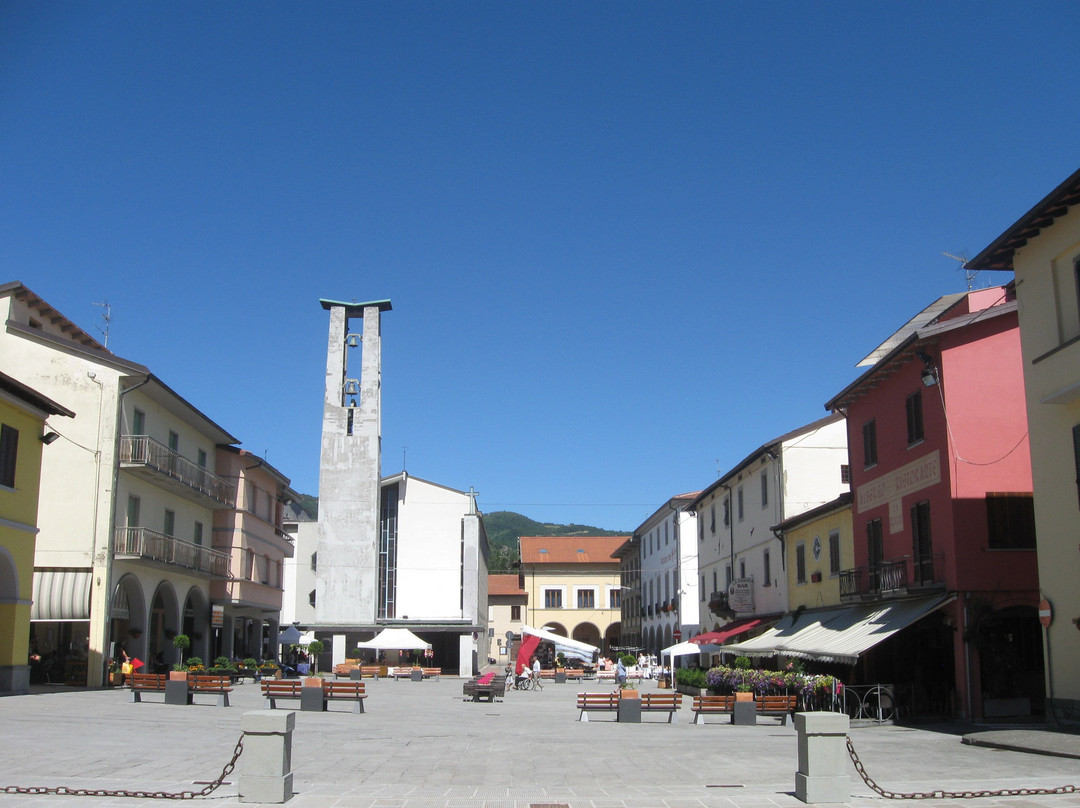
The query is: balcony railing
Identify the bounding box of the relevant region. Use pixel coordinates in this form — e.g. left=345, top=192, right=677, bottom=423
left=120, top=436, right=235, bottom=506
left=839, top=554, right=946, bottom=600
left=115, top=526, right=231, bottom=578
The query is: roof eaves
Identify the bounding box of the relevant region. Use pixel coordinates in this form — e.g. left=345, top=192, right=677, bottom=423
left=966, top=165, right=1080, bottom=272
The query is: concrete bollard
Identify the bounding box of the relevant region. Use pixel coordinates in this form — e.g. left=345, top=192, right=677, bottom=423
left=239, top=710, right=294, bottom=804
left=794, top=711, right=850, bottom=803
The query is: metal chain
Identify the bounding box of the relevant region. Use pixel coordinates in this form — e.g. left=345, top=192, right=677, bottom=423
left=847, top=735, right=1077, bottom=800
left=1, top=733, right=244, bottom=800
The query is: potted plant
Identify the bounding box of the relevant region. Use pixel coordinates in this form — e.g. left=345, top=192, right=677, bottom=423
left=303, top=639, right=325, bottom=686
left=170, top=634, right=191, bottom=680
left=618, top=680, right=639, bottom=699
left=107, top=659, right=122, bottom=687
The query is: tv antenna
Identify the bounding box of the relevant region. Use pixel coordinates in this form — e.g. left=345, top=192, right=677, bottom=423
left=942, top=252, right=976, bottom=290
left=92, top=300, right=112, bottom=348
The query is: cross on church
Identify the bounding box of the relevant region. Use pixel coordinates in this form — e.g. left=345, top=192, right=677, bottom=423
left=467, top=486, right=480, bottom=514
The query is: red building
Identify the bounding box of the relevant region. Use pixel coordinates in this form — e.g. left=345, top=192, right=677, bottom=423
left=826, top=287, right=1041, bottom=721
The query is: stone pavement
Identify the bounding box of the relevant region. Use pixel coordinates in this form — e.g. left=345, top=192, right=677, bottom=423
left=1, top=676, right=1078, bottom=808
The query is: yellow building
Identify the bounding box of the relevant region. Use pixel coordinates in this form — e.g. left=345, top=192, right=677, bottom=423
left=966, top=166, right=1080, bottom=729
left=518, top=535, right=626, bottom=655
left=773, top=493, right=853, bottom=612
left=0, top=373, right=73, bottom=694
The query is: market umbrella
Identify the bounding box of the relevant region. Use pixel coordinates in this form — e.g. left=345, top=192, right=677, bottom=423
left=277, top=625, right=303, bottom=646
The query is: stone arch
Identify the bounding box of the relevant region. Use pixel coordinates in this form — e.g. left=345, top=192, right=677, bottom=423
left=179, top=587, right=210, bottom=662
left=572, top=621, right=601, bottom=650
left=604, top=622, right=620, bottom=656
left=148, top=581, right=181, bottom=665
left=111, top=574, right=147, bottom=661
left=544, top=622, right=568, bottom=639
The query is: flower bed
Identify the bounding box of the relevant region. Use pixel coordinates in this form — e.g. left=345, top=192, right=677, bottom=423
left=704, top=665, right=843, bottom=710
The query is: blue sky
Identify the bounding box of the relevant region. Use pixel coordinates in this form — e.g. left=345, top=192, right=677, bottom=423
left=2, top=3, right=1078, bottom=531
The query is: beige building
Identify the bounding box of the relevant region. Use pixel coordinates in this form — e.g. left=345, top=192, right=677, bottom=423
left=518, top=535, right=626, bottom=655
left=772, top=492, right=853, bottom=612
left=487, top=574, right=527, bottom=665
left=967, top=166, right=1080, bottom=729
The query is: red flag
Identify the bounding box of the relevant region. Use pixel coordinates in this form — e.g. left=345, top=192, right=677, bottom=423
left=130, top=657, right=144, bottom=670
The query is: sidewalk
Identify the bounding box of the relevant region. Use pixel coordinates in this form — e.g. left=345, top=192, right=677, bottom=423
left=0, top=678, right=1077, bottom=808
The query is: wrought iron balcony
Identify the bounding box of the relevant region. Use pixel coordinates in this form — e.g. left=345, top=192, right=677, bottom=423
left=114, top=526, right=231, bottom=578
left=120, top=436, right=235, bottom=507
left=839, top=554, right=946, bottom=601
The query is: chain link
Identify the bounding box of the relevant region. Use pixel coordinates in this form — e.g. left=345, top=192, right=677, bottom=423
left=847, top=735, right=1077, bottom=800
left=1, top=733, right=244, bottom=800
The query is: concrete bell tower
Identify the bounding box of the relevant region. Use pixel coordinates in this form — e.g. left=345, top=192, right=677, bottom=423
left=314, top=298, right=392, bottom=627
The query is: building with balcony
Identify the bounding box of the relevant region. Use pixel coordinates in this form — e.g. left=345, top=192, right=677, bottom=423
left=211, top=446, right=297, bottom=661
left=966, top=166, right=1080, bottom=729
left=0, top=282, right=256, bottom=686
left=632, top=492, right=699, bottom=658
left=817, top=288, right=1040, bottom=721
left=689, top=414, right=849, bottom=647
left=518, top=535, right=627, bottom=656
left=773, top=492, right=853, bottom=613
left=0, top=373, right=73, bottom=693
left=613, top=535, right=640, bottom=651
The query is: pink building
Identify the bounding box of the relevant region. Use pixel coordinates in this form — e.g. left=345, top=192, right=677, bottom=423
left=211, top=446, right=297, bottom=662
left=826, top=287, right=1040, bottom=721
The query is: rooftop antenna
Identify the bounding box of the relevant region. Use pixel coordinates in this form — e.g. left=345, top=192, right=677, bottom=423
left=92, top=300, right=112, bottom=348
left=942, top=252, right=976, bottom=291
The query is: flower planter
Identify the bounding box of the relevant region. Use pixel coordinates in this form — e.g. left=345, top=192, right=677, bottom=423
left=735, top=691, right=754, bottom=702
left=303, top=676, right=324, bottom=688
left=169, top=670, right=189, bottom=682
left=620, top=689, right=639, bottom=700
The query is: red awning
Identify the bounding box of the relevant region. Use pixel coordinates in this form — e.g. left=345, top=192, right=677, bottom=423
left=690, top=617, right=764, bottom=645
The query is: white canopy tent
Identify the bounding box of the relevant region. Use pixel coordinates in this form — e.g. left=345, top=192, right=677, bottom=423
left=277, top=625, right=304, bottom=646
left=521, top=624, right=599, bottom=663
left=354, top=627, right=432, bottom=651
left=661, top=640, right=719, bottom=666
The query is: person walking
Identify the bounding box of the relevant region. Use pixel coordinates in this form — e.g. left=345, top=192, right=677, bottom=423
left=616, top=656, right=626, bottom=685
left=530, top=655, right=543, bottom=690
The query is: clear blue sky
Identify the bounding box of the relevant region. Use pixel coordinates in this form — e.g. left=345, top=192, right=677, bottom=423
left=3, top=3, right=1078, bottom=531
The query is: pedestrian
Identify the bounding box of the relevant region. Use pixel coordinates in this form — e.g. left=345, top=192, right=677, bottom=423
left=616, top=655, right=626, bottom=685
left=531, top=655, right=541, bottom=687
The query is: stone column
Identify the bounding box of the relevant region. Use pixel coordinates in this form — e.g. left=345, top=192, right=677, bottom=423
left=794, top=711, right=850, bottom=803
left=239, top=710, right=294, bottom=804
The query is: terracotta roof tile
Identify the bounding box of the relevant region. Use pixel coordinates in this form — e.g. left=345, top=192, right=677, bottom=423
left=488, top=574, right=526, bottom=596
left=518, top=535, right=628, bottom=565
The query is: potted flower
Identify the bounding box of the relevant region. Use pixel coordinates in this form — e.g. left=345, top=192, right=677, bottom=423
left=170, top=634, right=191, bottom=681
left=303, top=639, right=325, bottom=687
left=618, top=680, right=639, bottom=700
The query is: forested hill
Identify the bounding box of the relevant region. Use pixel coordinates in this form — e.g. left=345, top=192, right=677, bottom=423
left=483, top=511, right=629, bottom=572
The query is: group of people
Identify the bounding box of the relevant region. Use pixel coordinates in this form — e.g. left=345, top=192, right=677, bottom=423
left=504, top=656, right=542, bottom=690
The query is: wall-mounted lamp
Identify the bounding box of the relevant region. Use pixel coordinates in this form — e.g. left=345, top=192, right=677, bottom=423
left=39, top=431, right=60, bottom=445
left=921, top=368, right=938, bottom=387
left=346, top=333, right=361, bottom=348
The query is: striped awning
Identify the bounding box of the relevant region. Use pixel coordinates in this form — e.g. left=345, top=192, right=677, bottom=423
left=720, top=594, right=954, bottom=665
left=31, top=569, right=92, bottom=621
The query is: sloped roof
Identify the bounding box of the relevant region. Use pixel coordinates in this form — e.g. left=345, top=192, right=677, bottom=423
left=966, top=165, right=1080, bottom=272
left=488, top=574, right=526, bottom=597
left=856, top=294, right=966, bottom=367
left=518, top=535, right=628, bottom=565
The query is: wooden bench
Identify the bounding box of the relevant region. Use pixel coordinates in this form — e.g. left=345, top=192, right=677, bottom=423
left=189, top=674, right=233, bottom=707
left=323, top=680, right=367, bottom=713
left=640, top=692, right=682, bottom=723
left=596, top=670, right=616, bottom=682
left=577, top=692, right=619, bottom=721
left=757, top=694, right=798, bottom=723
left=462, top=675, right=504, bottom=702
left=333, top=662, right=359, bottom=679
left=564, top=668, right=585, bottom=680
left=261, top=679, right=303, bottom=709
left=421, top=667, right=440, bottom=680
left=538, top=669, right=556, bottom=680
left=129, top=672, right=166, bottom=703
left=691, top=694, right=736, bottom=724
left=389, top=666, right=414, bottom=680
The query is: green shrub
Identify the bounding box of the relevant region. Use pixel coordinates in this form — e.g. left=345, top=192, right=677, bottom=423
left=675, top=667, right=708, bottom=688
left=732, top=655, right=752, bottom=670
